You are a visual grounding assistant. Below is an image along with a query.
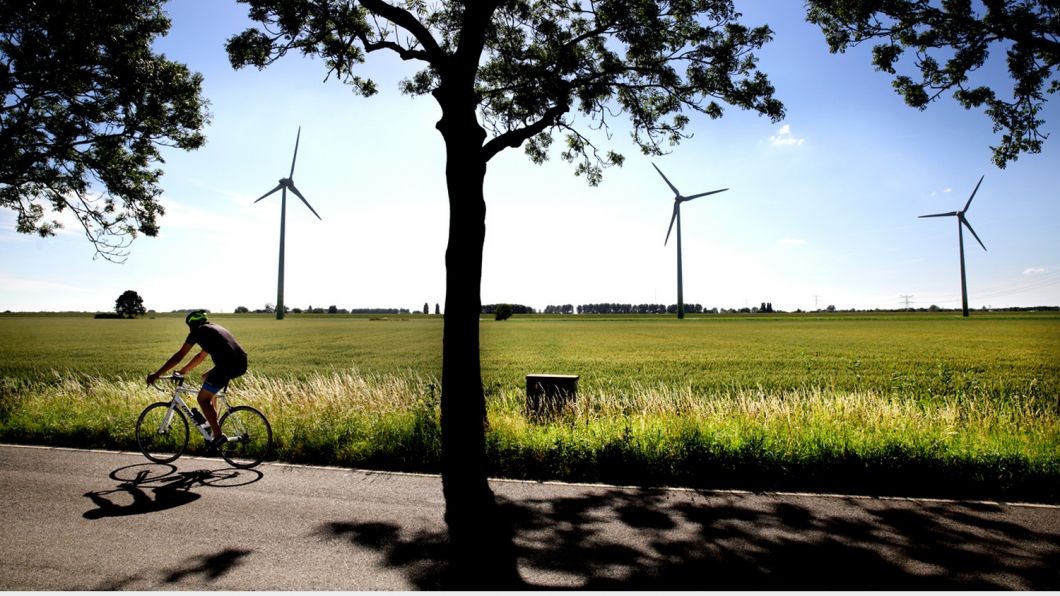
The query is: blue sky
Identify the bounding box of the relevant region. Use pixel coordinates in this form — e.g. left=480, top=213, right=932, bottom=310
left=2, top=1, right=1058, bottom=314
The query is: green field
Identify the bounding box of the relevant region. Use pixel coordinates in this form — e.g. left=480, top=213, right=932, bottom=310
left=1, top=312, right=1058, bottom=502
left=2, top=312, right=1057, bottom=401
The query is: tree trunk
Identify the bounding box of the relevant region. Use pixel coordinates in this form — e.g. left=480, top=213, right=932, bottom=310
left=436, top=92, right=522, bottom=588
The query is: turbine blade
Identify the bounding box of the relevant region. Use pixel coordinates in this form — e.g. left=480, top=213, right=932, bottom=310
left=918, top=212, right=958, bottom=218
left=664, top=203, right=678, bottom=246
left=961, top=216, right=987, bottom=251
left=652, top=163, right=681, bottom=197
left=288, top=184, right=322, bottom=220
left=289, top=126, right=301, bottom=179
left=683, top=188, right=728, bottom=201
left=255, top=184, right=284, bottom=203
left=963, top=175, right=984, bottom=213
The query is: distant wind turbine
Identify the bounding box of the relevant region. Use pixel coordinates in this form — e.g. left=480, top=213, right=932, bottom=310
left=255, top=127, right=322, bottom=320
left=919, top=175, right=987, bottom=318
left=654, top=163, right=728, bottom=319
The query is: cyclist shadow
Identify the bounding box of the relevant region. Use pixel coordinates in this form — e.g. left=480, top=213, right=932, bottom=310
left=83, top=463, right=262, bottom=520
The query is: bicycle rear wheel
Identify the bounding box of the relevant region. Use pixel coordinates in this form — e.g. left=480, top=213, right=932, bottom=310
left=136, top=402, right=189, bottom=463
left=218, top=406, right=272, bottom=468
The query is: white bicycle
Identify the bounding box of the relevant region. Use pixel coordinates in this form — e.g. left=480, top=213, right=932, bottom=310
left=138, top=373, right=272, bottom=469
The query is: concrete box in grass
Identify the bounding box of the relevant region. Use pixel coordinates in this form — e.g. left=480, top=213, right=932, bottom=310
left=526, top=374, right=579, bottom=420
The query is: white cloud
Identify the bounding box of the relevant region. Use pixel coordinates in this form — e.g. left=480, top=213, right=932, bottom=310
left=922, top=188, right=953, bottom=199
left=778, top=238, right=805, bottom=245
left=1023, top=267, right=1046, bottom=274
left=769, top=125, right=804, bottom=146
left=0, top=274, right=78, bottom=292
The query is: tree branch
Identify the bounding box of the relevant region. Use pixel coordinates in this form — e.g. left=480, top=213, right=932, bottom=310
left=356, top=33, right=432, bottom=61
left=358, top=0, right=445, bottom=64
left=482, top=102, right=570, bottom=161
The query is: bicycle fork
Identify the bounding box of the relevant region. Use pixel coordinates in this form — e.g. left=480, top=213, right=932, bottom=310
left=156, top=403, right=178, bottom=435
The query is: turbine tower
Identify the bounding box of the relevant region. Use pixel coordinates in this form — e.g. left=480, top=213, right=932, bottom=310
left=919, top=175, right=987, bottom=318
left=255, top=127, right=322, bottom=320
left=654, top=163, right=728, bottom=319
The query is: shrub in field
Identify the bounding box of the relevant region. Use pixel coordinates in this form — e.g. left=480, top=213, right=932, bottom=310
left=495, top=304, right=513, bottom=321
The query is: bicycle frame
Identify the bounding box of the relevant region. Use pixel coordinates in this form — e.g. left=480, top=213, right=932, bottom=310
left=151, top=378, right=232, bottom=441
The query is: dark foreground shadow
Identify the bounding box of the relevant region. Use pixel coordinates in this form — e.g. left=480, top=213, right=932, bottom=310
left=163, top=548, right=254, bottom=583
left=316, top=521, right=449, bottom=590
left=83, top=463, right=262, bottom=519
left=317, top=486, right=1060, bottom=590
left=95, top=547, right=253, bottom=590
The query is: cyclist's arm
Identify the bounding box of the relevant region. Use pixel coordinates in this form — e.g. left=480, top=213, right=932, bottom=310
left=177, top=350, right=209, bottom=375
left=146, top=342, right=195, bottom=385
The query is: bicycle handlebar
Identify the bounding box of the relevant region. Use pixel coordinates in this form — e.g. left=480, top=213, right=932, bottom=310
left=149, top=373, right=186, bottom=391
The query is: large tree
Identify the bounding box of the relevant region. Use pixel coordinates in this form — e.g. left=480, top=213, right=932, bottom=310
left=115, top=289, right=147, bottom=318
left=227, top=0, right=783, bottom=586
left=0, top=0, right=210, bottom=261
left=806, top=0, right=1060, bottom=169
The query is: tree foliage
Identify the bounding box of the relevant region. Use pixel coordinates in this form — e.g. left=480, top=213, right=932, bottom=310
left=806, top=0, right=1060, bottom=168
left=115, top=290, right=146, bottom=318
left=226, top=0, right=785, bottom=183
left=0, top=0, right=211, bottom=261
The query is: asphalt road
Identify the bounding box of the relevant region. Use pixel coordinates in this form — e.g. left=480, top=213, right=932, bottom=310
left=2, top=443, right=1059, bottom=590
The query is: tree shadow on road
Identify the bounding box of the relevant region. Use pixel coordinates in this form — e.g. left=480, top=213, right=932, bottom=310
left=94, top=547, right=253, bottom=590
left=83, top=463, right=262, bottom=519
left=315, top=521, right=449, bottom=589
left=163, top=548, right=254, bottom=584
left=507, top=488, right=1060, bottom=590
left=317, top=485, right=1060, bottom=590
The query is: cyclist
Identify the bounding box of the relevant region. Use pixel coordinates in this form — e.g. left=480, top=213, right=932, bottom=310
left=147, top=310, right=248, bottom=449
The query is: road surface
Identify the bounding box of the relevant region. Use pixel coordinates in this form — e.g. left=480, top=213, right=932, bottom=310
left=2, top=443, right=1058, bottom=590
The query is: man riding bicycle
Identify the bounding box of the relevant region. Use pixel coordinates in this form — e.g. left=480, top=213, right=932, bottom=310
left=147, top=311, right=248, bottom=449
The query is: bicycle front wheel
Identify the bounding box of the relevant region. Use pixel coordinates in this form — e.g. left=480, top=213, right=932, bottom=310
left=218, top=406, right=272, bottom=469
left=136, top=402, right=189, bottom=463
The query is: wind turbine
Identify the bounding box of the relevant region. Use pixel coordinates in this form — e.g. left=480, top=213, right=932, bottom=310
left=919, top=175, right=987, bottom=318
left=654, top=163, right=728, bottom=319
left=255, top=127, right=322, bottom=320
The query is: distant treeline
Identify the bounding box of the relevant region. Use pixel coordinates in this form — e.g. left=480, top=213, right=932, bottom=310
left=347, top=308, right=412, bottom=314
left=543, top=304, right=575, bottom=314
left=1006, top=305, right=1060, bottom=311
left=896, top=305, right=1060, bottom=313
left=236, top=306, right=412, bottom=315
left=567, top=303, right=708, bottom=315
left=223, top=303, right=1059, bottom=317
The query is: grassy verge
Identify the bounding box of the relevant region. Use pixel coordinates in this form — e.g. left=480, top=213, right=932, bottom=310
left=2, top=369, right=1056, bottom=504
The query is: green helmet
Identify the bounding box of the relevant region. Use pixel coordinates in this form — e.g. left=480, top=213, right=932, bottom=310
left=185, top=310, right=209, bottom=326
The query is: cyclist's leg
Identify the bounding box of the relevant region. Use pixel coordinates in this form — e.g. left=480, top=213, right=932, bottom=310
left=200, top=364, right=240, bottom=440
left=197, top=384, right=223, bottom=438
left=201, top=357, right=246, bottom=443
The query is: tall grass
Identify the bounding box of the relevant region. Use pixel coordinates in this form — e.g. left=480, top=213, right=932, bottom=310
left=0, top=370, right=440, bottom=471
left=486, top=381, right=1059, bottom=502
left=1, top=369, right=1056, bottom=503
